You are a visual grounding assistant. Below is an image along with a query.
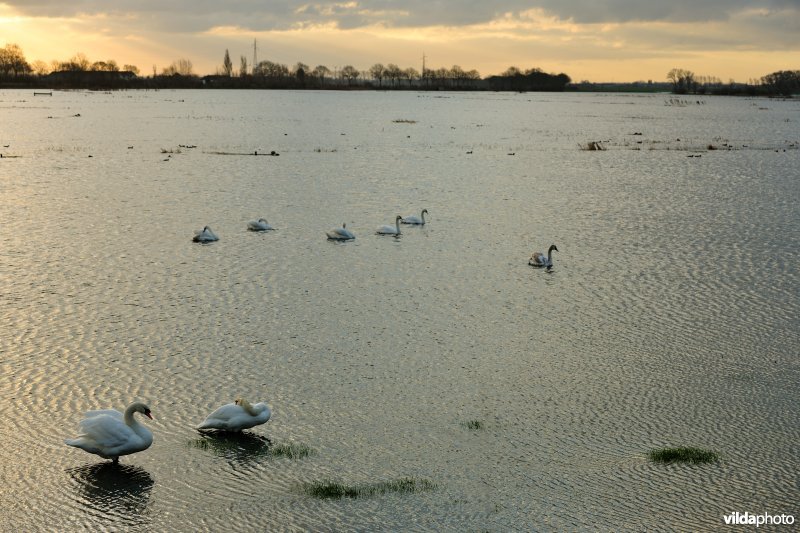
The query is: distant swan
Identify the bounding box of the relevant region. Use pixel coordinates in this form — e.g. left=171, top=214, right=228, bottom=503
left=401, top=209, right=428, bottom=225
left=529, top=244, right=558, bottom=269
left=377, top=215, right=402, bottom=235
left=65, top=402, right=154, bottom=463
left=247, top=218, right=274, bottom=231
left=197, top=398, right=271, bottom=432
left=326, top=223, right=355, bottom=240
left=193, top=226, right=219, bottom=243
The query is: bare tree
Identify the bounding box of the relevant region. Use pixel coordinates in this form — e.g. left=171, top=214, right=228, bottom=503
left=385, top=63, right=402, bottom=86
left=163, top=58, right=194, bottom=76
left=222, top=49, right=233, bottom=76
left=369, top=63, right=385, bottom=86
left=239, top=55, right=248, bottom=77
left=402, top=67, right=419, bottom=87
left=123, top=64, right=140, bottom=75
left=761, top=70, right=800, bottom=96
left=312, top=65, right=331, bottom=85
left=253, top=60, right=289, bottom=78
left=340, top=65, right=360, bottom=85
left=667, top=68, right=696, bottom=94
left=70, top=53, right=91, bottom=71
left=31, top=60, right=50, bottom=76
left=0, top=43, right=31, bottom=76
left=91, top=60, right=119, bottom=72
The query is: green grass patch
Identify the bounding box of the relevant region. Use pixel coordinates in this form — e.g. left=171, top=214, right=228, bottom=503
left=188, top=435, right=314, bottom=460
left=461, top=419, right=484, bottom=430
left=270, top=442, right=314, bottom=459
left=648, top=446, right=719, bottom=464
left=303, top=477, right=436, bottom=499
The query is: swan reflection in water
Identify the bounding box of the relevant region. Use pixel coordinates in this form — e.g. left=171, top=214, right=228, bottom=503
left=67, top=462, right=154, bottom=527
left=187, top=432, right=272, bottom=464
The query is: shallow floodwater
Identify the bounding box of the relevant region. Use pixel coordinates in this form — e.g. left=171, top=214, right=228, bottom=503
left=0, top=88, right=798, bottom=531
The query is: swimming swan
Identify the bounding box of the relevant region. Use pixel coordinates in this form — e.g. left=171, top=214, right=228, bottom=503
left=197, top=398, right=272, bottom=432
left=65, top=402, right=154, bottom=463
left=401, top=209, right=428, bottom=225
left=326, top=223, right=355, bottom=240
left=377, top=215, right=402, bottom=235
left=193, top=226, right=219, bottom=243
left=247, top=218, right=275, bottom=231
left=529, top=244, right=558, bottom=269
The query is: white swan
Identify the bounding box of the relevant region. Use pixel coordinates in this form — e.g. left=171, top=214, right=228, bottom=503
left=247, top=218, right=274, bottom=231
left=529, top=244, right=558, bottom=269
left=197, top=398, right=271, bottom=432
left=377, top=215, right=402, bottom=235
left=193, top=226, right=219, bottom=243
left=401, top=209, right=428, bottom=225
left=326, top=223, right=355, bottom=240
left=65, top=402, right=154, bottom=463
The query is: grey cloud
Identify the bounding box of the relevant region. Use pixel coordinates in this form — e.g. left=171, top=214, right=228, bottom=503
left=5, top=0, right=799, bottom=29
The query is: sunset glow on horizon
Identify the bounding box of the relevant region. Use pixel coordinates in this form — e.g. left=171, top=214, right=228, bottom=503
left=1, top=1, right=797, bottom=82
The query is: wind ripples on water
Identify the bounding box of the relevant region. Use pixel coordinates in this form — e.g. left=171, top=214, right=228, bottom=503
left=0, top=89, right=797, bottom=530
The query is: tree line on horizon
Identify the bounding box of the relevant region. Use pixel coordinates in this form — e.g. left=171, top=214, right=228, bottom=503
left=1, top=43, right=797, bottom=95
left=0, top=43, right=571, bottom=91
left=667, top=67, right=800, bottom=97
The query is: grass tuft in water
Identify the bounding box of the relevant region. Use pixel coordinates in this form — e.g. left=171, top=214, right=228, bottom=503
left=270, top=442, right=314, bottom=459
left=648, top=446, right=719, bottom=464
left=188, top=436, right=314, bottom=459
left=303, top=477, right=436, bottom=499
left=461, top=419, right=484, bottom=430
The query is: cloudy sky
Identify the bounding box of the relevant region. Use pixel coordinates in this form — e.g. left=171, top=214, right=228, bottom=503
left=1, top=1, right=797, bottom=81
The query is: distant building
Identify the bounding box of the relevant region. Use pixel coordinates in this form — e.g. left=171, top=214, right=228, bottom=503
left=45, top=70, right=137, bottom=87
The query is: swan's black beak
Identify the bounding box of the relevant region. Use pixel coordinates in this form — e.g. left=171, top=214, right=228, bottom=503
left=145, top=411, right=154, bottom=420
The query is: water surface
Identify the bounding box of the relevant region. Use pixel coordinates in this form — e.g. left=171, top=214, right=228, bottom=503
left=1, top=89, right=798, bottom=531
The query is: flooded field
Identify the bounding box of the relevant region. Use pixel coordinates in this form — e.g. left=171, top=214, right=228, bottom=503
left=0, top=89, right=798, bottom=530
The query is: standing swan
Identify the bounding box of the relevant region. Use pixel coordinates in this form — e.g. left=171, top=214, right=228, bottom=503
left=65, top=402, right=154, bottom=463
left=529, top=244, right=558, bottom=269
left=247, top=218, right=274, bottom=231
left=197, top=398, right=272, bottom=432
left=193, top=226, right=219, bottom=243
left=326, top=223, right=355, bottom=240
left=401, top=209, right=428, bottom=225
left=377, top=215, right=402, bottom=235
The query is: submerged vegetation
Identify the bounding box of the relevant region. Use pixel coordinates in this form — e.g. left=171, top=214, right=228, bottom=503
left=648, top=446, right=720, bottom=464
left=302, top=477, right=436, bottom=499
left=461, top=419, right=485, bottom=430
left=188, top=435, right=314, bottom=460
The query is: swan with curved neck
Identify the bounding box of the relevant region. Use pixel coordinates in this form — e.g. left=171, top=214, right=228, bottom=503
left=193, top=226, right=219, bottom=242
left=198, top=398, right=272, bottom=432
left=65, top=402, right=154, bottom=463
left=401, top=209, right=428, bottom=225
left=247, top=218, right=274, bottom=231
left=326, top=222, right=355, bottom=240
left=377, top=215, right=402, bottom=235
left=529, top=244, right=558, bottom=269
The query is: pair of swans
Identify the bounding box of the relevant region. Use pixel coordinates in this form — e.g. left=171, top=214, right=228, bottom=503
left=194, top=218, right=275, bottom=242
left=529, top=244, right=558, bottom=269
left=374, top=209, right=432, bottom=236
left=65, top=398, right=271, bottom=463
